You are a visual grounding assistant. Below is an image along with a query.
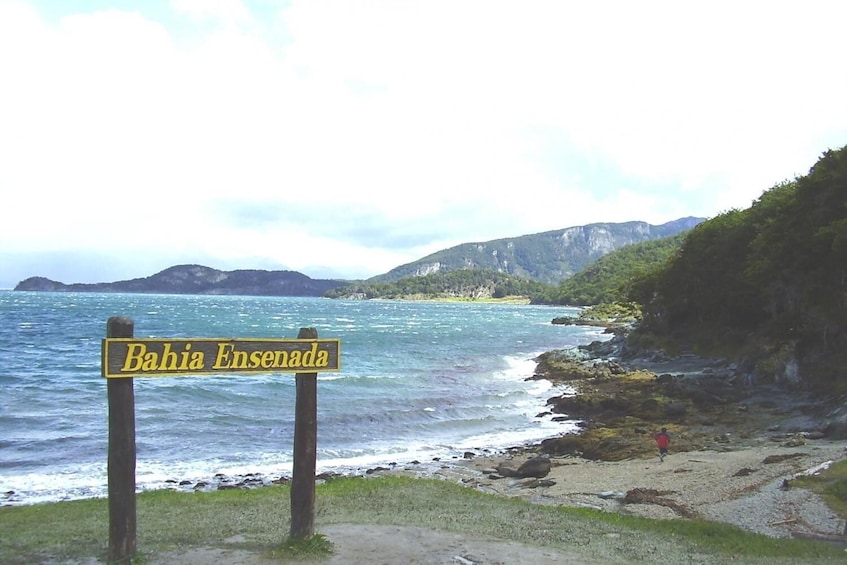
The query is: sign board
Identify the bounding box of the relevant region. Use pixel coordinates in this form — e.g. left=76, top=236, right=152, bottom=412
left=102, top=338, right=341, bottom=378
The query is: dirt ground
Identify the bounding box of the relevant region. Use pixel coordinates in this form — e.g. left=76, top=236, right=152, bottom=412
left=157, top=524, right=596, bottom=564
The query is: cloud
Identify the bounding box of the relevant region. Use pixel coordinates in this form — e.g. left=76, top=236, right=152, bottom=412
left=1, top=0, right=846, bottom=286
left=170, top=0, right=253, bottom=27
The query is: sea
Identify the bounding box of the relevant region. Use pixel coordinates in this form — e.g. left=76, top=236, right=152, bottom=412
left=0, top=291, right=609, bottom=506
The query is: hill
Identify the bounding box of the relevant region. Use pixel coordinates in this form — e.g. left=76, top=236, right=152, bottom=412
left=371, top=217, right=704, bottom=285
left=13, top=218, right=703, bottom=298
left=536, top=233, right=688, bottom=305
left=324, top=268, right=547, bottom=301
left=13, top=264, right=347, bottom=297
left=627, top=145, right=847, bottom=391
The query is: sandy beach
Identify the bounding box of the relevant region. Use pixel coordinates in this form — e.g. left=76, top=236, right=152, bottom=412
left=308, top=439, right=847, bottom=563
left=442, top=440, right=847, bottom=538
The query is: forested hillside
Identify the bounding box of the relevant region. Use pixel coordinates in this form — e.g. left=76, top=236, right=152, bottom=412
left=371, top=218, right=703, bottom=285
left=536, top=234, right=686, bottom=306
left=628, top=146, right=847, bottom=390
left=325, top=269, right=547, bottom=300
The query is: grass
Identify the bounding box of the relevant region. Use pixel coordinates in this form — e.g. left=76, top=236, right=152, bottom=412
left=1, top=476, right=845, bottom=563
left=267, top=534, right=334, bottom=560
left=791, top=459, right=847, bottom=520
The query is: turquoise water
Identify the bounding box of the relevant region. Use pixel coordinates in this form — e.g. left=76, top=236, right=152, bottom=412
left=0, top=292, right=605, bottom=505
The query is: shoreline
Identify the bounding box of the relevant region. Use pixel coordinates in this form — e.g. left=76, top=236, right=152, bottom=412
left=420, top=437, right=847, bottom=540
left=6, top=330, right=846, bottom=543
left=401, top=332, right=847, bottom=540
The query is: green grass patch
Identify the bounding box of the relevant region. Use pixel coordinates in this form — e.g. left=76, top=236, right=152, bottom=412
left=267, top=533, right=334, bottom=560
left=2, top=476, right=845, bottom=563
left=790, top=459, right=847, bottom=518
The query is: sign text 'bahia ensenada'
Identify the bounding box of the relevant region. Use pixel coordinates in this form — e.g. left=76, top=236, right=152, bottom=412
left=102, top=338, right=341, bottom=378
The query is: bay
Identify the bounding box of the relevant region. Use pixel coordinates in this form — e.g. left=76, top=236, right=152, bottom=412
left=0, top=291, right=606, bottom=505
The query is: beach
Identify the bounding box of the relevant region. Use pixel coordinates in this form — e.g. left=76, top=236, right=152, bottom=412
left=445, top=440, right=847, bottom=537
left=162, top=338, right=847, bottom=564
left=152, top=440, right=847, bottom=565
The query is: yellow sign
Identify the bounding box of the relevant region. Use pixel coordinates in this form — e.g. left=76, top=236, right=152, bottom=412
left=102, top=338, right=341, bottom=378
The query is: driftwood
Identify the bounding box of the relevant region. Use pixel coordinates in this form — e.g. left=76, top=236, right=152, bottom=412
left=790, top=532, right=847, bottom=546
left=762, top=453, right=805, bottom=464
left=623, top=488, right=697, bottom=518
left=768, top=518, right=799, bottom=526
left=793, top=460, right=834, bottom=478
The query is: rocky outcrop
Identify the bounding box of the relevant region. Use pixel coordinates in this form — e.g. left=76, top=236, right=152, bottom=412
left=370, top=217, right=705, bottom=285
left=14, top=264, right=347, bottom=297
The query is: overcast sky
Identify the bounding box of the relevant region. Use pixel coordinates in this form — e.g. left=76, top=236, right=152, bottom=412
left=2, top=0, right=846, bottom=288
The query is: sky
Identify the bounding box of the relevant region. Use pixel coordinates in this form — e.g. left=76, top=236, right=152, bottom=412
left=2, top=1, right=846, bottom=288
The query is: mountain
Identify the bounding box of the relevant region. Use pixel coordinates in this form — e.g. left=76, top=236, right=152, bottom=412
left=13, top=217, right=705, bottom=296
left=370, top=217, right=705, bottom=285
left=14, top=264, right=347, bottom=297
left=537, top=232, right=689, bottom=305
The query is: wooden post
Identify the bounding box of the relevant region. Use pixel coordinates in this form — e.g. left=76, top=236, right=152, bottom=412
left=290, top=327, right=318, bottom=538
left=106, top=317, right=137, bottom=562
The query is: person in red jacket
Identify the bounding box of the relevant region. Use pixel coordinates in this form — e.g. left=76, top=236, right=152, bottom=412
left=655, top=427, right=671, bottom=462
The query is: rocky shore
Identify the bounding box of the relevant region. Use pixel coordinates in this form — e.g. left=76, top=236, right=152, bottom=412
left=141, top=326, right=847, bottom=546
left=420, top=329, right=847, bottom=542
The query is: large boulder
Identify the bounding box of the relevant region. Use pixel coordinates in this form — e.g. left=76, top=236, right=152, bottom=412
left=495, top=455, right=551, bottom=478
left=516, top=456, right=551, bottom=478
left=823, top=401, right=847, bottom=439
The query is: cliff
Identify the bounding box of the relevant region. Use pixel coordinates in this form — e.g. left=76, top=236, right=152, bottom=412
left=370, top=217, right=705, bottom=285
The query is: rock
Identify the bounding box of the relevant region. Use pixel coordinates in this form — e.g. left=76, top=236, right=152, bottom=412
left=823, top=404, right=847, bottom=439
left=495, top=463, right=521, bottom=478
left=366, top=466, right=391, bottom=474
left=664, top=402, right=688, bottom=419
left=514, top=478, right=556, bottom=489
left=781, top=435, right=806, bottom=447
left=516, top=456, right=551, bottom=478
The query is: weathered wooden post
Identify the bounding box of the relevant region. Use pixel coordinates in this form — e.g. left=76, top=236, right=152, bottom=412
left=106, top=316, right=136, bottom=562
left=102, top=324, right=338, bottom=550
left=290, top=327, right=318, bottom=538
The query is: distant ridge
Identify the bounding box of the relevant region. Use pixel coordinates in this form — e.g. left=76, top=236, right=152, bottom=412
left=13, top=217, right=706, bottom=295
left=371, top=217, right=705, bottom=285
left=14, top=264, right=347, bottom=297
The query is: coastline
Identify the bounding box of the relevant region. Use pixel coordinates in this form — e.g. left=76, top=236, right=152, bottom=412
left=419, top=438, right=847, bottom=540
left=7, top=321, right=845, bottom=545
left=388, top=330, right=847, bottom=541
left=6, top=329, right=847, bottom=564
